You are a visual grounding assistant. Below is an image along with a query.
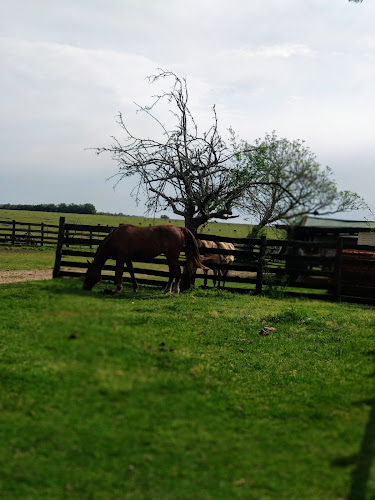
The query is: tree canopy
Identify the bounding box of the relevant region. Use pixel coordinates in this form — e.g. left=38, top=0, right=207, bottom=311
left=232, top=132, right=365, bottom=235
left=95, top=70, right=262, bottom=234
left=0, top=203, right=97, bottom=215
left=96, top=70, right=365, bottom=235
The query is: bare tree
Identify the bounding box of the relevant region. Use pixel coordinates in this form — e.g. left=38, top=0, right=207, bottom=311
left=95, top=70, right=260, bottom=234
left=233, top=132, right=366, bottom=236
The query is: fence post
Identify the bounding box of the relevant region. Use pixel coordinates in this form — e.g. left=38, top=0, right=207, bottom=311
left=53, top=217, right=66, bottom=278
left=256, top=235, right=267, bottom=295
left=334, top=237, right=344, bottom=302
left=40, top=222, right=44, bottom=246
left=11, top=220, right=16, bottom=245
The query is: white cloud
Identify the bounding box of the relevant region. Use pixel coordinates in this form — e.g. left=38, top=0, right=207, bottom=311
left=1, top=1, right=375, bottom=216
left=221, top=43, right=315, bottom=60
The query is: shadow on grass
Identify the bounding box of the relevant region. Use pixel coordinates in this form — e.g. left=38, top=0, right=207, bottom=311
left=333, top=350, right=375, bottom=500
left=49, top=277, right=180, bottom=302
left=51, top=277, right=233, bottom=301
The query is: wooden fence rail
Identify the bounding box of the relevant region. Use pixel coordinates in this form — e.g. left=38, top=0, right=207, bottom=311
left=0, top=220, right=60, bottom=246
left=0, top=219, right=113, bottom=247
left=51, top=217, right=375, bottom=305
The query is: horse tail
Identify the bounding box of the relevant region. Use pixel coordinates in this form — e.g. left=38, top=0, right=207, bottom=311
left=181, top=227, right=208, bottom=273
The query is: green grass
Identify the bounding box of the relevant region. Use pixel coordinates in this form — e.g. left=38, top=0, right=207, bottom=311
left=0, top=277, right=374, bottom=499
left=0, top=209, right=285, bottom=239
left=0, top=248, right=55, bottom=271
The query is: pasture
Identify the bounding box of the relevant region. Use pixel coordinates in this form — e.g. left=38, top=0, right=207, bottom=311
left=0, top=247, right=55, bottom=271
left=0, top=209, right=256, bottom=239
left=0, top=270, right=374, bottom=498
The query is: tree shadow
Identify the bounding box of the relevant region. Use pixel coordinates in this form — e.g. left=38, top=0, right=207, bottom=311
left=333, top=350, right=375, bottom=499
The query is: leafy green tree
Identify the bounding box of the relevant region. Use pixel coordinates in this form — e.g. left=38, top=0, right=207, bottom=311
left=82, top=203, right=97, bottom=214
left=232, top=132, right=366, bottom=236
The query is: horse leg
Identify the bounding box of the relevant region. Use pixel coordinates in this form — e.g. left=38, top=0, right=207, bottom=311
left=125, top=259, right=138, bottom=292
left=171, top=263, right=181, bottom=296
left=164, top=256, right=181, bottom=295
left=213, top=269, right=218, bottom=288
left=221, top=269, right=227, bottom=288
left=113, top=257, right=125, bottom=293
left=163, top=276, right=173, bottom=294
left=203, top=269, right=208, bottom=288
left=163, top=259, right=173, bottom=294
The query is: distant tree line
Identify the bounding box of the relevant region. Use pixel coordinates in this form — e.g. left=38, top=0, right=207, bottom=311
left=0, top=203, right=97, bottom=215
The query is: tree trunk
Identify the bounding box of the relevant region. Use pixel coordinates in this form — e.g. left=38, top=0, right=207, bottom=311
left=249, top=224, right=262, bottom=238
left=182, top=215, right=203, bottom=289
left=184, top=216, right=199, bottom=237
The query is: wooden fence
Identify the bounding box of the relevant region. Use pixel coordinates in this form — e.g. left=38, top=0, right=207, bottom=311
left=0, top=220, right=60, bottom=246
left=52, top=217, right=375, bottom=305
left=0, top=219, right=112, bottom=247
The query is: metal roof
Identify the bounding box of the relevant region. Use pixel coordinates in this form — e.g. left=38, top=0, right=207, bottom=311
left=302, top=216, right=375, bottom=229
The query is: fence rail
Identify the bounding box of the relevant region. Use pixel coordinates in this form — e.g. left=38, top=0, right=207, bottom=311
left=51, top=217, right=375, bottom=305
left=0, top=219, right=113, bottom=247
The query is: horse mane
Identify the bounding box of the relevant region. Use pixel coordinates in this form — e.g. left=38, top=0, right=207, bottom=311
left=93, top=230, right=112, bottom=255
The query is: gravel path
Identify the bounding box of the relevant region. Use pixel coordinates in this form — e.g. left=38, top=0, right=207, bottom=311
left=0, top=269, right=53, bottom=284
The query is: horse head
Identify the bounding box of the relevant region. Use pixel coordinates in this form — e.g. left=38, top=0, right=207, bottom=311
left=83, top=260, right=101, bottom=290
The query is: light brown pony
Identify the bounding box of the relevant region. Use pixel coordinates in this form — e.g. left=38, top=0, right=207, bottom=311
left=83, top=224, right=206, bottom=296
left=217, top=241, right=235, bottom=287
left=198, top=240, right=235, bottom=288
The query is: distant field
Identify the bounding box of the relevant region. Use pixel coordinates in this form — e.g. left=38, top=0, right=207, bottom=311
left=0, top=209, right=283, bottom=239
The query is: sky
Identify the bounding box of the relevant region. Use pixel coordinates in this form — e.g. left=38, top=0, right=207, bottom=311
left=1, top=0, right=374, bottom=223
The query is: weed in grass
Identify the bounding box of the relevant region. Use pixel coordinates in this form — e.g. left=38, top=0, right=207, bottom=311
left=262, top=273, right=289, bottom=299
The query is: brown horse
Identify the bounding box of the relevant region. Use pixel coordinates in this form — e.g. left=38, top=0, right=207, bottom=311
left=198, top=240, right=235, bottom=288
left=83, top=224, right=206, bottom=296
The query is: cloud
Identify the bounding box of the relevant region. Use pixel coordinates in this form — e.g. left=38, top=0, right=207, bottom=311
left=0, top=36, right=156, bottom=107
left=1, top=1, right=375, bottom=217
left=221, top=43, right=316, bottom=60
left=0, top=37, right=162, bottom=169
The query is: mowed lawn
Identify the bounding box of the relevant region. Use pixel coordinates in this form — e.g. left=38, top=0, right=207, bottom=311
left=0, top=274, right=374, bottom=499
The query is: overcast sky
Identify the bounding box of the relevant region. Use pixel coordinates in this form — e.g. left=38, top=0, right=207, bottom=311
left=1, top=0, right=374, bottom=222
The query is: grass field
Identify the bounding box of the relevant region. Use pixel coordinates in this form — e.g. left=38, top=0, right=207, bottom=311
left=0, top=269, right=374, bottom=498
left=0, top=247, right=55, bottom=271
left=0, top=209, right=285, bottom=239
left=0, top=209, right=251, bottom=238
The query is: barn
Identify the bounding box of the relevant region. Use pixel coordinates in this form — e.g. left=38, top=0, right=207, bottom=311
left=279, top=216, right=375, bottom=300
left=286, top=215, right=375, bottom=247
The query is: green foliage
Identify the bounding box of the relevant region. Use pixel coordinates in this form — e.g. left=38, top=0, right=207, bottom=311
left=262, top=273, right=289, bottom=298
left=0, top=278, right=374, bottom=498
left=0, top=203, right=97, bottom=214
left=232, top=131, right=365, bottom=233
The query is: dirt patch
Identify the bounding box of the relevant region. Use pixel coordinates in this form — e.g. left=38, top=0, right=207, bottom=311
left=0, top=269, right=53, bottom=284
